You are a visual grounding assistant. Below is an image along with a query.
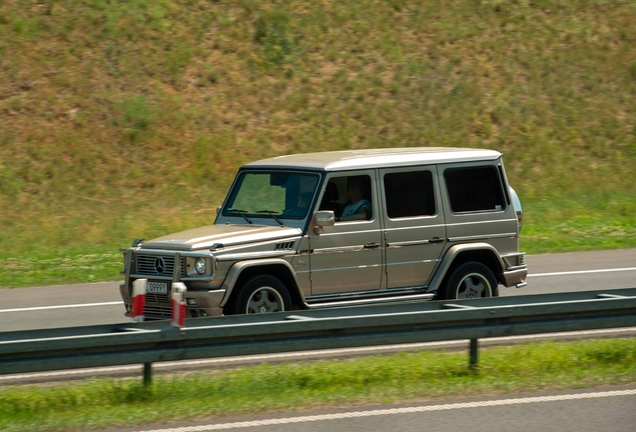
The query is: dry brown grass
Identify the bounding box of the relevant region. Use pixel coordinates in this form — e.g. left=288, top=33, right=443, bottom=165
left=0, top=0, right=635, bottom=284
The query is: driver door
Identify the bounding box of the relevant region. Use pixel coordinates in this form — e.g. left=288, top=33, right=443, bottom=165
left=308, top=172, right=384, bottom=295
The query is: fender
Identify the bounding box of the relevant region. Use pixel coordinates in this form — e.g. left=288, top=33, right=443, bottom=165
left=427, top=243, right=506, bottom=293
left=218, top=258, right=305, bottom=307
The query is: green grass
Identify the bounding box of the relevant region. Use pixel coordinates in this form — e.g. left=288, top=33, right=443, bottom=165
left=521, top=194, right=636, bottom=254
left=0, top=249, right=121, bottom=288
left=1, top=0, right=635, bottom=287
left=1, top=338, right=635, bottom=432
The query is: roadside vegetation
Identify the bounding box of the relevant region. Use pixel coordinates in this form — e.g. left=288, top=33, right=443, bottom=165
left=1, top=338, right=635, bottom=431
left=1, top=0, right=635, bottom=287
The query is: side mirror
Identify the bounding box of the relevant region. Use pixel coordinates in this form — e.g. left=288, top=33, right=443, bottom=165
left=315, top=210, right=335, bottom=226
left=314, top=210, right=335, bottom=234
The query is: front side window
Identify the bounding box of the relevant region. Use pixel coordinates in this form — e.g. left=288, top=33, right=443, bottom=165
left=320, top=175, right=373, bottom=222
left=444, top=166, right=505, bottom=213
left=224, top=171, right=320, bottom=220
left=384, top=170, right=436, bottom=218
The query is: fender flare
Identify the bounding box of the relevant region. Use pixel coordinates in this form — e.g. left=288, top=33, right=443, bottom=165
left=218, top=259, right=305, bottom=307
left=427, top=243, right=506, bottom=293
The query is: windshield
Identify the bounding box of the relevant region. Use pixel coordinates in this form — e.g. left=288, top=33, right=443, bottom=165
left=223, top=171, right=320, bottom=220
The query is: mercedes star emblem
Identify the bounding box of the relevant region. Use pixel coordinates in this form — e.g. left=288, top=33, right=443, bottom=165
left=154, top=257, right=166, bottom=274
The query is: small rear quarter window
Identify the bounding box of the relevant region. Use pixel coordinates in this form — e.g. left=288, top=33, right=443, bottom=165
left=444, top=166, right=505, bottom=213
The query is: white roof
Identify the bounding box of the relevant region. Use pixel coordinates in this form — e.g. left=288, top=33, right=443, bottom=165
left=244, top=147, right=502, bottom=171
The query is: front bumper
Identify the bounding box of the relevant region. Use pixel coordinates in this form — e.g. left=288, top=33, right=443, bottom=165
left=120, top=283, right=225, bottom=319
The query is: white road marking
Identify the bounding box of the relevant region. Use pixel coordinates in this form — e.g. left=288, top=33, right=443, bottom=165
left=528, top=267, right=636, bottom=278
left=0, top=302, right=122, bottom=313
left=132, top=389, right=636, bottom=431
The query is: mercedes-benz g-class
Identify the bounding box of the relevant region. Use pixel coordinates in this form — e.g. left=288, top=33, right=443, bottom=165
left=119, top=147, right=527, bottom=318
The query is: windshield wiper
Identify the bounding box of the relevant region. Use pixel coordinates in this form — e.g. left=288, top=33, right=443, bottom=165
left=226, top=208, right=252, bottom=224
left=257, top=210, right=284, bottom=226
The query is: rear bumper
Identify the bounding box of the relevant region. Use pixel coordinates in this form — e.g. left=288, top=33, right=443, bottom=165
left=502, top=268, right=528, bottom=288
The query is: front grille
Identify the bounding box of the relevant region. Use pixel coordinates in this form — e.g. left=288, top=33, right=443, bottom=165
left=146, top=292, right=171, bottom=305
left=134, top=254, right=186, bottom=277
left=144, top=305, right=172, bottom=319
left=145, top=292, right=172, bottom=319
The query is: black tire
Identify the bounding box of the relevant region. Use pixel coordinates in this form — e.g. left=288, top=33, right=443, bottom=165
left=439, top=262, right=499, bottom=300
left=231, top=275, right=292, bottom=315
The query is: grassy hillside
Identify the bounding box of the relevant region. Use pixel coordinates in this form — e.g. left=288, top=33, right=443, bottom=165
left=1, top=0, right=635, bottom=287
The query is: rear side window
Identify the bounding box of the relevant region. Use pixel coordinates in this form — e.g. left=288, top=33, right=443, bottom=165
left=444, top=166, right=504, bottom=213
left=384, top=170, right=436, bottom=218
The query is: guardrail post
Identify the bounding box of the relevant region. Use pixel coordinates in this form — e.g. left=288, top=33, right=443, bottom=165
left=469, top=338, right=479, bottom=370
left=143, top=363, right=152, bottom=386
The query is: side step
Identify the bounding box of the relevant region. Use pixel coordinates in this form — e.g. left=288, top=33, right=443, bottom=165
left=306, top=293, right=435, bottom=309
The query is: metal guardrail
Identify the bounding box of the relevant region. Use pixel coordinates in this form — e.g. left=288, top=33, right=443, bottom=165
left=1, top=288, right=636, bottom=384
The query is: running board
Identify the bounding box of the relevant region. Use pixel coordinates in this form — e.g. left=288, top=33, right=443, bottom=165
left=306, top=293, right=435, bottom=309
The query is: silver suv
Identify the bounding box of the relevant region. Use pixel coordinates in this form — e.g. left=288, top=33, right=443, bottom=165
left=119, top=147, right=527, bottom=318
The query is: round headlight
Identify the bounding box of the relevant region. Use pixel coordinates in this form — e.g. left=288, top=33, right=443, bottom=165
left=195, top=258, right=207, bottom=275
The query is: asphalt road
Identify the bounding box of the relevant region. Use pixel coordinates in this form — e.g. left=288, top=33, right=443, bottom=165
left=1, top=248, right=635, bottom=332
left=98, top=386, right=636, bottom=432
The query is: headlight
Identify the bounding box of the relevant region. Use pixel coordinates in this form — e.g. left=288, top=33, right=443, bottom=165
left=195, top=257, right=207, bottom=275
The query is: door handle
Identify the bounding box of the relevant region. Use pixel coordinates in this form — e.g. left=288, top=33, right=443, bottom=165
left=429, top=237, right=445, bottom=244
left=364, top=243, right=380, bottom=249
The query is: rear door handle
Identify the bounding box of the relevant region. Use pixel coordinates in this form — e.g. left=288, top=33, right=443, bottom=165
left=364, top=243, right=380, bottom=249
left=429, top=237, right=445, bottom=244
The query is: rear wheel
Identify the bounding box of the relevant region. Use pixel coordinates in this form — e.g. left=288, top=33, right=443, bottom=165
left=231, top=275, right=292, bottom=315
left=439, top=262, right=499, bottom=300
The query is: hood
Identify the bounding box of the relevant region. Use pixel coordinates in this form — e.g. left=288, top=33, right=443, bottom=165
left=140, top=224, right=302, bottom=251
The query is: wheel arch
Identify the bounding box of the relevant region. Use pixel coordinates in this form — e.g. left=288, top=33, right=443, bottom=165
left=429, top=243, right=506, bottom=295
left=219, top=259, right=305, bottom=310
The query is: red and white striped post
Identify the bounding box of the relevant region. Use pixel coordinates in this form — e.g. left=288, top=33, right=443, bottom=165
left=171, top=282, right=187, bottom=328
left=131, top=279, right=147, bottom=322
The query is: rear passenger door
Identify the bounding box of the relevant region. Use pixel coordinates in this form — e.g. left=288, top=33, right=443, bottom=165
left=380, top=166, right=446, bottom=289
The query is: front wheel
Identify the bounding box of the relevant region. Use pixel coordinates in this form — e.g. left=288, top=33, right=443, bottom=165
left=231, top=275, right=292, bottom=315
left=439, top=262, right=499, bottom=300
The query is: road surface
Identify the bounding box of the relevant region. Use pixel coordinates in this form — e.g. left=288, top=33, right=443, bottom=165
left=2, top=249, right=635, bottom=332
left=96, top=386, right=636, bottom=432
